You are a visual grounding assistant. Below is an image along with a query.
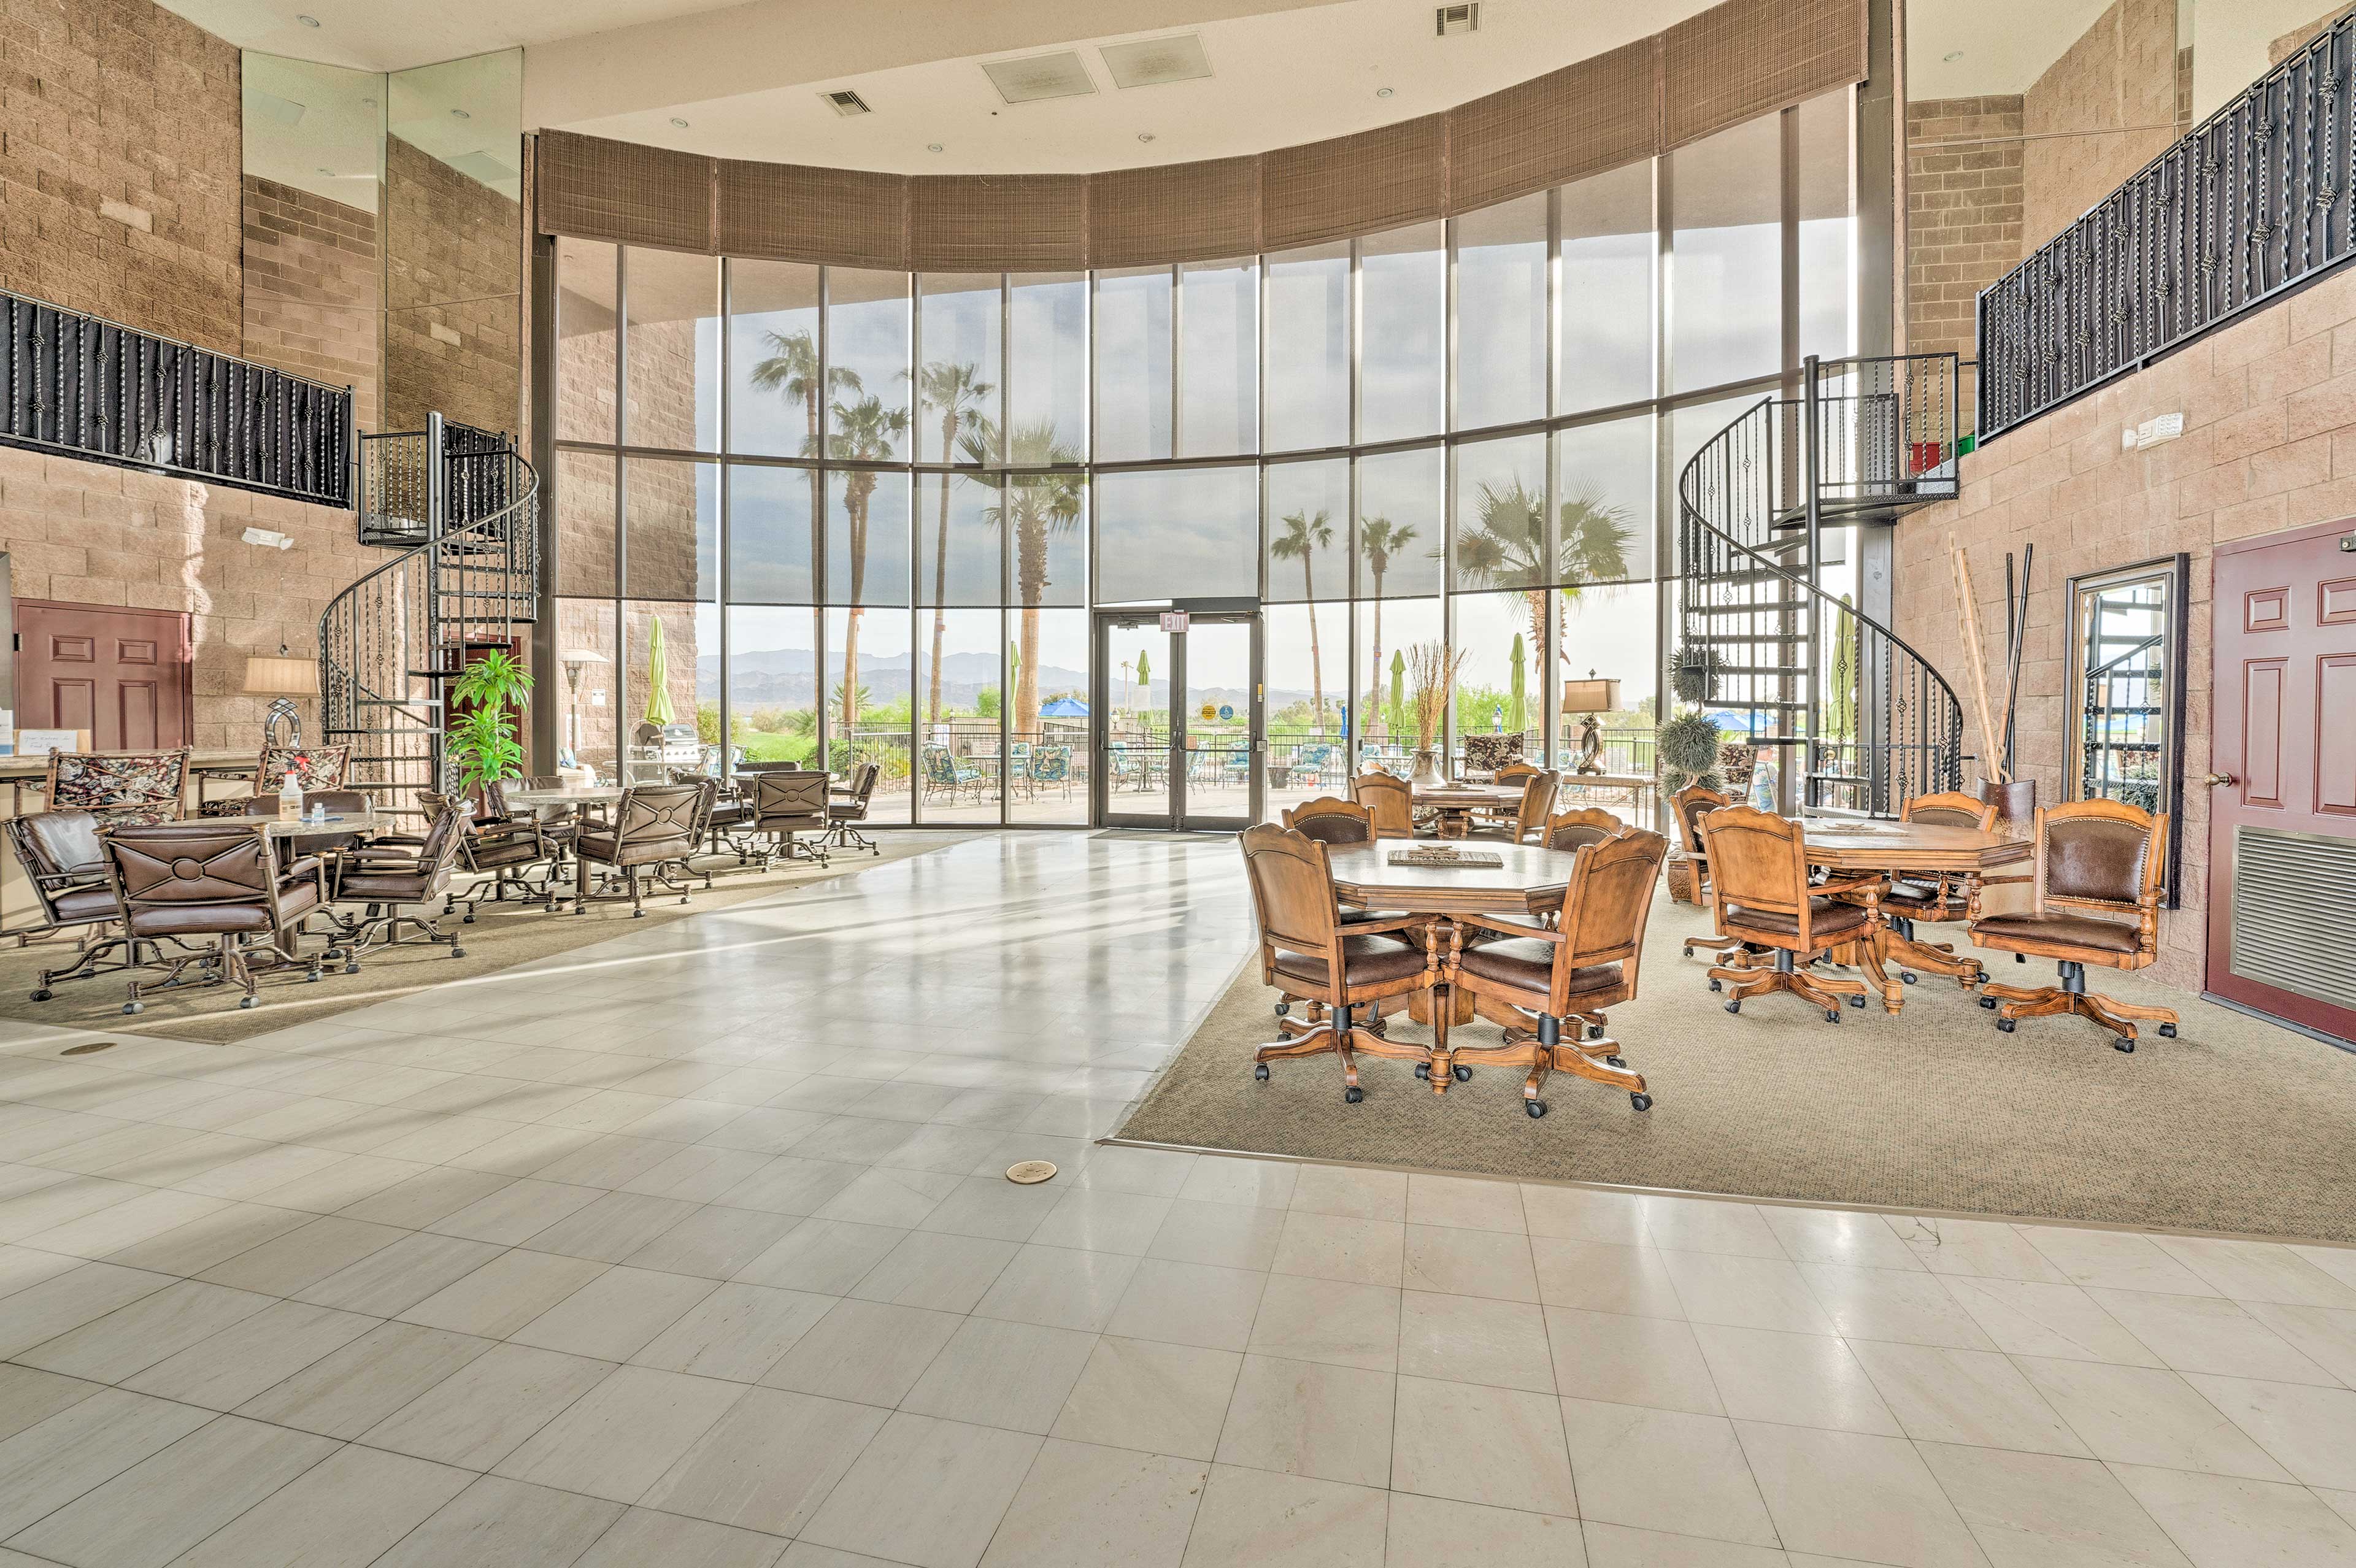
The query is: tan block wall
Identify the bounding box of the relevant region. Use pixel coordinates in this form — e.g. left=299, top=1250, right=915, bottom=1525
left=1905, top=98, right=2025, bottom=365
left=0, top=0, right=242, bottom=351
left=2020, top=0, right=2179, bottom=252
left=384, top=135, right=522, bottom=437
left=1893, top=266, right=2356, bottom=988
left=0, top=445, right=394, bottom=749
left=241, top=174, right=379, bottom=432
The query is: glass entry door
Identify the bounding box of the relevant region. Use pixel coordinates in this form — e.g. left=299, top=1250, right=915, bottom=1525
left=1093, top=611, right=1261, bottom=829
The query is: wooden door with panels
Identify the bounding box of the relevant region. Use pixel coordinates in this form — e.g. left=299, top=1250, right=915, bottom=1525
left=2208, top=520, right=2356, bottom=1043
left=14, top=601, right=193, bottom=751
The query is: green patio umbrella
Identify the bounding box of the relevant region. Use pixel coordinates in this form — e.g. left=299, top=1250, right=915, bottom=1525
left=1507, top=632, right=1527, bottom=735
left=643, top=615, right=676, bottom=725
left=1386, top=649, right=1406, bottom=738
left=1135, top=648, right=1151, bottom=707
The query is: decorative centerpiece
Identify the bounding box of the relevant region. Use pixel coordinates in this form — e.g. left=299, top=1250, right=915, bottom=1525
left=1388, top=845, right=1505, bottom=869
left=1406, top=640, right=1466, bottom=789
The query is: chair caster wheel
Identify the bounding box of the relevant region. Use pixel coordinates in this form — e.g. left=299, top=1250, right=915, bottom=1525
left=1709, top=979, right=1722, bottom=992
left=633, top=910, right=646, bottom=918
left=1452, top=1064, right=1471, bottom=1082
left=463, top=914, right=476, bottom=924
left=2157, top=1023, right=2176, bottom=1038
left=305, top=970, right=322, bottom=983
left=123, top=1001, right=143, bottom=1015
left=1605, top=1055, right=1626, bottom=1069
left=2015, top=953, right=2027, bottom=963
left=28, top=990, right=50, bottom=1002
left=1849, top=994, right=1866, bottom=1008
left=1525, top=1099, right=1547, bottom=1118
left=1979, top=996, right=1998, bottom=1009
left=450, top=947, right=466, bottom=959
left=1274, top=1001, right=1290, bottom=1018
left=1825, top=1009, right=1841, bottom=1023
left=1344, top=1085, right=1363, bottom=1104
left=1630, top=1092, right=1652, bottom=1112
left=1724, top=1001, right=1740, bottom=1014
left=1585, top=1024, right=1604, bottom=1041
left=344, top=963, right=360, bottom=975
left=1253, top=1063, right=1270, bottom=1081
left=1415, top=1063, right=1430, bottom=1080
left=238, top=996, right=256, bottom=1009
left=2114, top=1037, right=2135, bottom=1053
left=1900, top=971, right=1917, bottom=985
left=1996, top=1018, right=2015, bottom=1032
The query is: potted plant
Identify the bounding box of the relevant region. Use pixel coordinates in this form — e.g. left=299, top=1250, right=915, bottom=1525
left=1405, top=640, right=1465, bottom=788
left=1657, top=707, right=1724, bottom=796
left=448, top=648, right=533, bottom=796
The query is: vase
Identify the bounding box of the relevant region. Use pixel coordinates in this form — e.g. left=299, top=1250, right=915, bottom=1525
left=1410, top=748, right=1447, bottom=788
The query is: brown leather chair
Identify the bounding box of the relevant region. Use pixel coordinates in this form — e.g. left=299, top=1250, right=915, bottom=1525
left=7, top=809, right=156, bottom=1001
left=574, top=781, right=705, bottom=915
left=1466, top=767, right=1558, bottom=844
left=418, top=789, right=562, bottom=919
left=1476, top=760, right=1544, bottom=827
left=826, top=763, right=882, bottom=855
left=1673, top=783, right=1743, bottom=963
left=1697, top=805, right=1880, bottom=1021
left=325, top=803, right=469, bottom=964
left=98, top=819, right=327, bottom=1012
left=1281, top=796, right=1371, bottom=844
left=1349, top=769, right=1415, bottom=839
left=1544, top=807, right=1626, bottom=853
left=744, top=771, right=831, bottom=867
left=1447, top=829, right=1668, bottom=1118
left=1862, top=790, right=2000, bottom=988
left=1971, top=799, right=2177, bottom=1052
left=1241, top=823, right=1436, bottom=1101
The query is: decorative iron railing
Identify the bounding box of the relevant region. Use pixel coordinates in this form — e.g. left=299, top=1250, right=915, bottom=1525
left=323, top=413, right=540, bottom=822
left=1979, top=13, right=2356, bottom=440
left=0, top=288, right=353, bottom=507
left=1677, top=355, right=1965, bottom=816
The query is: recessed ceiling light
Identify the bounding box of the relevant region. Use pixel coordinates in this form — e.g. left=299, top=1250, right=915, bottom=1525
left=1137, top=132, right=1155, bottom=143
left=317, top=166, right=333, bottom=174
left=927, top=142, right=944, bottom=152
left=295, top=12, right=319, bottom=24
left=1944, top=50, right=1964, bottom=62
left=360, top=96, right=375, bottom=106
left=1376, top=86, right=1395, bottom=99
left=670, top=117, right=688, bottom=128
left=450, top=108, right=470, bottom=119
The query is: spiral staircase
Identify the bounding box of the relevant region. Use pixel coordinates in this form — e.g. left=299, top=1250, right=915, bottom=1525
left=320, top=413, right=540, bottom=824
left=1676, top=354, right=1966, bottom=816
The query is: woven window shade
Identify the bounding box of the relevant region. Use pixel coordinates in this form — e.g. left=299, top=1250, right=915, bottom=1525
left=1090, top=156, right=1261, bottom=268
left=909, top=175, right=1088, bottom=272
left=1664, top=0, right=1867, bottom=149
left=1262, top=113, right=1446, bottom=251
left=535, top=130, right=713, bottom=252
left=1447, top=39, right=1660, bottom=213
left=718, top=159, right=907, bottom=271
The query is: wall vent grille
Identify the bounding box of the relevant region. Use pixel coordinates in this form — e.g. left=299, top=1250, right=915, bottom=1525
left=2232, top=826, right=2356, bottom=1011
left=823, top=90, right=872, bottom=117
left=1436, top=4, right=1480, bottom=36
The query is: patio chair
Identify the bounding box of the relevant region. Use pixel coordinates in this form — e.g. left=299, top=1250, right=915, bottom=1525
left=197, top=743, right=352, bottom=817
left=420, top=788, right=563, bottom=920
left=922, top=744, right=986, bottom=804
left=1007, top=741, right=1033, bottom=800
left=45, top=748, right=190, bottom=827
left=826, top=763, right=884, bottom=854
left=571, top=781, right=706, bottom=915
left=8, top=809, right=157, bottom=1002
left=323, top=803, right=470, bottom=965
left=99, top=818, right=329, bottom=1012
left=1031, top=745, right=1072, bottom=797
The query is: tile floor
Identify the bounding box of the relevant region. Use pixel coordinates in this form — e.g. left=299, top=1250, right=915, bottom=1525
left=1, top=832, right=2354, bottom=1567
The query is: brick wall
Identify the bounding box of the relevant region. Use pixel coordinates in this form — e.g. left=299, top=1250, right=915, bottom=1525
left=241, top=174, right=379, bottom=432
left=2020, top=0, right=2179, bottom=252
left=0, top=0, right=242, bottom=351
left=384, top=135, right=521, bottom=436
left=0, top=445, right=393, bottom=749
left=1893, top=266, right=2356, bottom=988
left=1904, top=98, right=2025, bottom=364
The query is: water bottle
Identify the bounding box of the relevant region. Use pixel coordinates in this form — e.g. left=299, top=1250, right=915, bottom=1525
left=278, top=771, right=304, bottom=823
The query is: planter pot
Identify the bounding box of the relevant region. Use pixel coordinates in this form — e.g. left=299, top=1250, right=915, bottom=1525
left=1410, top=748, right=1447, bottom=788
left=1666, top=850, right=1701, bottom=905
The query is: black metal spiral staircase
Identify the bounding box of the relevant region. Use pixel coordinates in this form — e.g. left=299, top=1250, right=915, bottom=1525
left=1676, top=354, right=1966, bottom=816
left=320, top=413, right=540, bottom=824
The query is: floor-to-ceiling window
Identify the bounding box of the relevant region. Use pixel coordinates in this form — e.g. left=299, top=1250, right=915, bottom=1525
left=547, top=88, right=1855, bottom=823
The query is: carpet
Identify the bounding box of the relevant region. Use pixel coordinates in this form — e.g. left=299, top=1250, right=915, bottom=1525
left=1114, top=890, right=2356, bottom=1243
left=1, top=836, right=958, bottom=1045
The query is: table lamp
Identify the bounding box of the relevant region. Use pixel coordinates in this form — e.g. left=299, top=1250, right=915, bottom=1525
left=1561, top=671, right=1621, bottom=776
left=243, top=644, right=320, bottom=750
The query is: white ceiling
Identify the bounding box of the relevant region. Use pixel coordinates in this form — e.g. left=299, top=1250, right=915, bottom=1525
left=161, top=0, right=742, bottom=74
left=1905, top=0, right=2123, bottom=99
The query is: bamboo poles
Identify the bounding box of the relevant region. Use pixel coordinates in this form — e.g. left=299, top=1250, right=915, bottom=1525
left=1948, top=539, right=2007, bottom=785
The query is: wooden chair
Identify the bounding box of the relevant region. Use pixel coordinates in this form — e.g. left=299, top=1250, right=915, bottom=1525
left=1350, top=769, right=1415, bottom=839
left=1466, top=768, right=1558, bottom=844
left=1860, top=790, right=2000, bottom=988
left=1970, top=799, right=2177, bottom=1052
left=1240, top=823, right=1437, bottom=1102
left=1282, top=796, right=1371, bottom=844
left=1697, top=805, right=1880, bottom=1021
left=1445, top=829, right=1667, bottom=1118
left=1544, top=806, right=1626, bottom=853
left=1673, top=783, right=1742, bottom=962
left=1476, top=760, right=1543, bottom=826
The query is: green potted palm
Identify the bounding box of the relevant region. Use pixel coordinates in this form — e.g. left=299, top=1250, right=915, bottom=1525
left=448, top=649, right=533, bottom=796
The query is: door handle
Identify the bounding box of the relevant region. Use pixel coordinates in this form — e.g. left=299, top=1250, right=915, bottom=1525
left=2204, top=772, right=2237, bottom=786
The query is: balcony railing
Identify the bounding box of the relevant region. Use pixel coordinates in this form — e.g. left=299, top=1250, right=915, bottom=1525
left=0, top=288, right=353, bottom=507
left=1979, top=13, right=2355, bottom=441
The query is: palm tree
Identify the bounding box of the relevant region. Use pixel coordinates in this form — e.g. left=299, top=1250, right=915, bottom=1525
left=747, top=328, right=861, bottom=456
left=1269, top=509, right=1335, bottom=737
left=828, top=394, right=910, bottom=742
left=1451, top=477, right=1633, bottom=667
left=963, top=418, right=1082, bottom=740
left=912, top=361, right=995, bottom=728
left=1357, top=515, right=1417, bottom=737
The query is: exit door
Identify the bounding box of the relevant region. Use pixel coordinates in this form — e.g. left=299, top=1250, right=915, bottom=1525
left=1093, top=611, right=1261, bottom=829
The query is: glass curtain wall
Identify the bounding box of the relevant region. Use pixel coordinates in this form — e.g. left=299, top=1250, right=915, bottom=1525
left=550, top=90, right=1854, bottom=824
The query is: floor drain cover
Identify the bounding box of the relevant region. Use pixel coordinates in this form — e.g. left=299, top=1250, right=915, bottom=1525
left=60, top=1042, right=114, bottom=1056
left=1006, top=1160, right=1058, bottom=1185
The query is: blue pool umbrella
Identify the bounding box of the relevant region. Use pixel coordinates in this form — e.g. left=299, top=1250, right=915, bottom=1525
left=1039, top=696, right=1090, bottom=718
left=1705, top=709, right=1774, bottom=735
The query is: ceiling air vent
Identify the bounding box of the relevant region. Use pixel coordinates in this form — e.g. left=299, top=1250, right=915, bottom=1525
left=1102, top=34, right=1213, bottom=90
left=981, top=51, right=1098, bottom=105
left=822, top=89, right=872, bottom=117
left=1435, top=3, right=1480, bottom=36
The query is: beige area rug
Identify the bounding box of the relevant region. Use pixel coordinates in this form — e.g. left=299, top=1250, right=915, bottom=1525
left=0, top=836, right=958, bottom=1045
left=1115, top=891, right=2356, bottom=1243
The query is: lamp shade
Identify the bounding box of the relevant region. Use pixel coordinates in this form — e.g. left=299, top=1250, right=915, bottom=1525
left=243, top=653, right=319, bottom=697
left=1561, top=675, right=1620, bottom=713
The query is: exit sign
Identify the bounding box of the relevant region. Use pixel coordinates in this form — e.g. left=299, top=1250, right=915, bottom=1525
left=1158, top=611, right=1189, bottom=632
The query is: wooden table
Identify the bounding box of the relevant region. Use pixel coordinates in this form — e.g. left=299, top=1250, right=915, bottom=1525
left=1555, top=770, right=1658, bottom=821
left=1409, top=782, right=1523, bottom=839
left=1795, top=820, right=2030, bottom=1012
left=1325, top=842, right=1585, bottom=1093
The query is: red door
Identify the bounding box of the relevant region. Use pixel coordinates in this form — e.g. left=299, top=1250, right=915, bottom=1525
left=2208, top=520, right=2356, bottom=1042
left=14, top=600, right=193, bottom=750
